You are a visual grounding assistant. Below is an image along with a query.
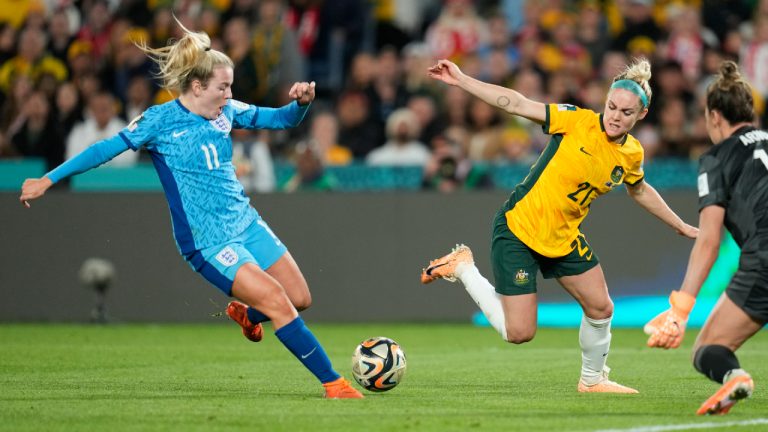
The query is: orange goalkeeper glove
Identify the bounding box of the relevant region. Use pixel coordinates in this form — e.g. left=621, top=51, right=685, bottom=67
left=644, top=290, right=696, bottom=349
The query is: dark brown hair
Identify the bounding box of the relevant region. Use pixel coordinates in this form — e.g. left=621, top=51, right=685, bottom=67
left=706, top=61, right=755, bottom=124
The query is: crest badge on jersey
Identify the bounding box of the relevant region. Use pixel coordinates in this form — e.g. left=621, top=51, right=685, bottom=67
left=210, top=114, right=232, bottom=133
left=215, top=246, right=239, bottom=267
left=610, top=165, right=625, bottom=183
left=557, top=104, right=577, bottom=111
left=513, top=269, right=530, bottom=286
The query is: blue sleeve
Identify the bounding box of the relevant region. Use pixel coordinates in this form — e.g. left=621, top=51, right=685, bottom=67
left=46, top=136, right=131, bottom=183
left=233, top=100, right=310, bottom=130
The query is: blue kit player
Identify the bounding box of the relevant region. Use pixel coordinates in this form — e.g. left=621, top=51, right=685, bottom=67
left=19, top=20, right=363, bottom=399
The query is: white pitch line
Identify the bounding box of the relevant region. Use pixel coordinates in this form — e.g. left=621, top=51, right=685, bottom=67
left=593, top=418, right=768, bottom=432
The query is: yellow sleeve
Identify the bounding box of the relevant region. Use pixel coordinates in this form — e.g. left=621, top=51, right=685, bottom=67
left=624, top=144, right=645, bottom=186
left=542, top=104, right=593, bottom=135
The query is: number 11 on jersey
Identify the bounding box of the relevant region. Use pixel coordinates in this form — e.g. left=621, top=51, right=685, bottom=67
left=201, top=144, right=220, bottom=170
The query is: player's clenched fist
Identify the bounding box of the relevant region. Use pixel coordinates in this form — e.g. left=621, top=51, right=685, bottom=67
left=289, top=81, right=316, bottom=106
left=644, top=290, right=696, bottom=349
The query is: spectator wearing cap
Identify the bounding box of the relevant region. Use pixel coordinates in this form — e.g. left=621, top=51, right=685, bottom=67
left=366, top=107, right=430, bottom=166
left=66, top=39, right=95, bottom=92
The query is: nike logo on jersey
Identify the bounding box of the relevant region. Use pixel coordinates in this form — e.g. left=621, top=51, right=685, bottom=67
left=579, top=147, right=593, bottom=156
left=301, top=347, right=317, bottom=359
left=172, top=130, right=188, bottom=138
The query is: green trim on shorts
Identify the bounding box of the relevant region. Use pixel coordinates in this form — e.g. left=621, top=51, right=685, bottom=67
left=490, top=211, right=599, bottom=296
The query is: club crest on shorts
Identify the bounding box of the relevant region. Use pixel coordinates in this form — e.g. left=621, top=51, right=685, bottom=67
left=610, top=165, right=625, bottom=184
left=215, top=246, right=239, bottom=267
left=514, top=269, right=530, bottom=286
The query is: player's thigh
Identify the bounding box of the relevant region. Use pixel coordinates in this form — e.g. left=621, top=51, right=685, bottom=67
left=556, top=264, right=612, bottom=319
left=266, top=252, right=311, bottom=310
left=501, top=292, right=538, bottom=343
left=694, top=294, right=765, bottom=353
left=491, top=211, right=539, bottom=296
left=232, top=263, right=298, bottom=328
left=240, top=219, right=310, bottom=309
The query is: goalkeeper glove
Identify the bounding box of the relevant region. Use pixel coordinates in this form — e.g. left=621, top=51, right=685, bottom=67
left=644, top=290, right=696, bottom=349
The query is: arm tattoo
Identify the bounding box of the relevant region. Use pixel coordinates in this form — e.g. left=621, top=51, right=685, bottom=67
left=496, top=96, right=510, bottom=107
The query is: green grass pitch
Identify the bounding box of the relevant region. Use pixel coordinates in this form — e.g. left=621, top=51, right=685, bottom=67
left=1, top=323, right=766, bottom=432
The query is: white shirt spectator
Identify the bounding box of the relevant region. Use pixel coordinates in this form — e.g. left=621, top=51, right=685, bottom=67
left=366, top=107, right=430, bottom=166
left=66, top=92, right=136, bottom=166
left=366, top=140, right=431, bottom=166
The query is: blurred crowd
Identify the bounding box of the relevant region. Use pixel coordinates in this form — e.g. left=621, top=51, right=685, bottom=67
left=0, top=0, right=765, bottom=192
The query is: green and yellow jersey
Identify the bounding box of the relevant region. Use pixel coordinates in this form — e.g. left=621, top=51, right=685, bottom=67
left=502, top=104, right=645, bottom=258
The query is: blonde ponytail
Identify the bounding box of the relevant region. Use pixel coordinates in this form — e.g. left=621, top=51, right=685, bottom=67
left=136, top=17, right=233, bottom=92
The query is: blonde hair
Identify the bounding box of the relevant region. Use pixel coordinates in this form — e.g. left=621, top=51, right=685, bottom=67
left=136, top=18, right=233, bottom=92
left=612, top=57, right=653, bottom=108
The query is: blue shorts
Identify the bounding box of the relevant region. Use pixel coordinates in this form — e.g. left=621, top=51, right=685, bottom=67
left=184, top=218, right=288, bottom=296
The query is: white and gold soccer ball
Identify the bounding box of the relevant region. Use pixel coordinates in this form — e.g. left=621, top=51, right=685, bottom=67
left=351, top=336, right=406, bottom=392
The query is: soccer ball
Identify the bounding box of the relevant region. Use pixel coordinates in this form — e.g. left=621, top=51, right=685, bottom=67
left=351, top=336, right=406, bottom=392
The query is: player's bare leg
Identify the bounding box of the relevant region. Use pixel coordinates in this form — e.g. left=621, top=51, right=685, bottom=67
left=227, top=253, right=311, bottom=342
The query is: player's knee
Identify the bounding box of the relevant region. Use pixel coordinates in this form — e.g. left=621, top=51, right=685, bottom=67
left=293, top=292, right=312, bottom=311
left=585, top=301, right=613, bottom=320
left=505, top=327, right=536, bottom=344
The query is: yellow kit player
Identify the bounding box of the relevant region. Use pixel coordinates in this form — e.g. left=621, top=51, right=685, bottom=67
left=421, top=58, right=698, bottom=393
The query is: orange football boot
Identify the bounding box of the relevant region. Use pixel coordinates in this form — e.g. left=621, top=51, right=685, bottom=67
left=226, top=301, right=263, bottom=342
left=323, top=378, right=364, bottom=399
left=696, top=372, right=753, bottom=415
left=578, top=367, right=639, bottom=394
left=421, top=244, right=474, bottom=284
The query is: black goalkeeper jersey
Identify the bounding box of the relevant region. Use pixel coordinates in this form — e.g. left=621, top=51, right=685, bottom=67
left=697, top=126, right=768, bottom=257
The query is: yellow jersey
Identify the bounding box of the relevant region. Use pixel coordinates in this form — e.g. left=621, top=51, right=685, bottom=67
left=502, top=104, right=645, bottom=257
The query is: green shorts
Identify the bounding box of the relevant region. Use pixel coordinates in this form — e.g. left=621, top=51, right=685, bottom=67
left=490, top=210, right=599, bottom=296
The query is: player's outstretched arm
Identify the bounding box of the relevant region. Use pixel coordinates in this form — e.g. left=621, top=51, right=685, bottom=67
left=626, top=180, right=698, bottom=238
left=427, top=59, right=546, bottom=124
left=644, top=206, right=724, bottom=349
left=19, top=135, right=130, bottom=208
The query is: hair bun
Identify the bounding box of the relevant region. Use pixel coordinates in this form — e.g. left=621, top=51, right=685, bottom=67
left=719, top=60, right=740, bottom=81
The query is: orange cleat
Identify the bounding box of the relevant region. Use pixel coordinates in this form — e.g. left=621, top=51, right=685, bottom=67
left=226, top=301, right=263, bottom=342
left=696, top=371, right=754, bottom=415
left=420, top=244, right=474, bottom=284
left=323, top=377, right=364, bottom=399
left=578, top=367, right=639, bottom=394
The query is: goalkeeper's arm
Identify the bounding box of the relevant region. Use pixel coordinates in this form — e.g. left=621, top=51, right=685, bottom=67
left=645, top=205, right=725, bottom=349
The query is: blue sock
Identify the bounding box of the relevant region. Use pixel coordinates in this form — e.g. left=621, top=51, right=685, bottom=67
left=246, top=306, right=270, bottom=324
left=275, top=316, right=340, bottom=384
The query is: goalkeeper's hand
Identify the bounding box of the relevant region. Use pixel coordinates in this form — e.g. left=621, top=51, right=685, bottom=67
left=644, top=290, right=696, bottom=349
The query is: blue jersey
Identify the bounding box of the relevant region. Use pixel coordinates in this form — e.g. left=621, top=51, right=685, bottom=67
left=118, top=99, right=308, bottom=254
